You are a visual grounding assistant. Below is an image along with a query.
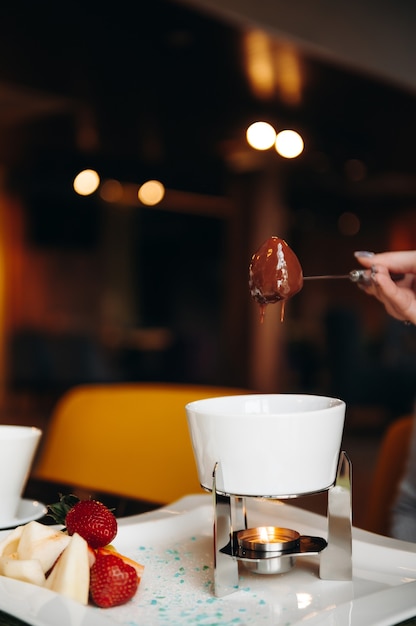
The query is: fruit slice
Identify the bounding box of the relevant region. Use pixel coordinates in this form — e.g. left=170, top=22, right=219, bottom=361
left=90, top=552, right=138, bottom=608
left=0, top=555, right=45, bottom=586
left=0, top=526, right=23, bottom=557
left=97, top=546, right=144, bottom=580
left=45, top=533, right=90, bottom=605
left=17, top=521, right=70, bottom=573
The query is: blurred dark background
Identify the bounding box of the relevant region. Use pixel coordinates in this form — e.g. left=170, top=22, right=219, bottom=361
left=0, top=0, right=415, bottom=434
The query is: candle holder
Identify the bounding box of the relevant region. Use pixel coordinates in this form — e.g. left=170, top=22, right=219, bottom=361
left=237, top=526, right=300, bottom=552
left=233, top=526, right=327, bottom=575
left=212, top=451, right=352, bottom=596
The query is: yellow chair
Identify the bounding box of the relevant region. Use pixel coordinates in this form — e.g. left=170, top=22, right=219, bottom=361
left=33, top=382, right=251, bottom=506
left=362, top=414, right=414, bottom=536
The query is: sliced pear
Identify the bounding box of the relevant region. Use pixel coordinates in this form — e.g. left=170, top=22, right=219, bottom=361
left=17, top=521, right=70, bottom=573
left=45, top=533, right=90, bottom=605
left=87, top=545, right=96, bottom=568
left=0, top=555, right=45, bottom=587
left=0, top=526, right=24, bottom=557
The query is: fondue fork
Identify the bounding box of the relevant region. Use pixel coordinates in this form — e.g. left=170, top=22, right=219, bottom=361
left=303, top=270, right=404, bottom=286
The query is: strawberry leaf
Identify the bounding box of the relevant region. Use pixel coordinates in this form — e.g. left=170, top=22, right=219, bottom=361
left=46, top=493, right=80, bottom=527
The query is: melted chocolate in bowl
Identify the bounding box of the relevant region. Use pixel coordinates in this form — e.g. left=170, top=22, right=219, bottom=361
left=249, top=236, right=303, bottom=321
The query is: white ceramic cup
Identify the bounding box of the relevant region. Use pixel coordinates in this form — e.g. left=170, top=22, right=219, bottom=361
left=0, top=425, right=42, bottom=522
left=185, top=394, right=346, bottom=497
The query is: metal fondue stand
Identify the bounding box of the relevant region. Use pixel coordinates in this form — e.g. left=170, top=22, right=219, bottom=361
left=212, top=451, right=352, bottom=597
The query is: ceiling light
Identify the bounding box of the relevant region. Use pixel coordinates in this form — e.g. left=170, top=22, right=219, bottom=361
left=275, top=130, right=304, bottom=158
left=246, top=121, right=276, bottom=150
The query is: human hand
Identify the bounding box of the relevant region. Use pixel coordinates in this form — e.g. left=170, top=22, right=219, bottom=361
left=354, top=250, right=416, bottom=324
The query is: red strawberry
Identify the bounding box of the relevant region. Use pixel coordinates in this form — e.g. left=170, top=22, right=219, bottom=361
left=90, top=552, right=138, bottom=608
left=97, top=546, right=144, bottom=580
left=65, top=500, right=117, bottom=549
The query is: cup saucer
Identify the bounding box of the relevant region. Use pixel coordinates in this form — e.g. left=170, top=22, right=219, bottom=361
left=0, top=499, right=47, bottom=530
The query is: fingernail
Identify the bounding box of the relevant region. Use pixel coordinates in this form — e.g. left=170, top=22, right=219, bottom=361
left=354, top=251, right=374, bottom=258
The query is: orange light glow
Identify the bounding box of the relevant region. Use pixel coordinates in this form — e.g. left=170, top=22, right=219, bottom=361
left=338, top=211, right=360, bottom=236
left=275, top=130, right=304, bottom=158
left=243, top=30, right=275, bottom=99
left=259, top=527, right=270, bottom=542
left=138, top=180, right=165, bottom=206
left=246, top=121, right=276, bottom=150
left=99, top=179, right=124, bottom=203
left=242, top=30, right=303, bottom=105
left=73, top=169, right=100, bottom=196
left=273, top=47, right=303, bottom=106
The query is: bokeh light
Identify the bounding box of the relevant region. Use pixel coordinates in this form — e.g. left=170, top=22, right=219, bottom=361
left=344, top=158, right=367, bottom=182
left=338, top=211, right=361, bottom=236
left=138, top=180, right=165, bottom=206
left=73, top=169, right=100, bottom=196
left=246, top=121, right=276, bottom=150
left=275, top=129, right=304, bottom=158
left=99, top=179, right=124, bottom=202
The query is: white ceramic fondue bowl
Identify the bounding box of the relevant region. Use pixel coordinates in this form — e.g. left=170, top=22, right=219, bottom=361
left=185, top=394, right=346, bottom=497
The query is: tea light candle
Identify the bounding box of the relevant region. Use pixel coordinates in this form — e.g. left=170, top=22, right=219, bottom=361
left=237, top=526, right=300, bottom=553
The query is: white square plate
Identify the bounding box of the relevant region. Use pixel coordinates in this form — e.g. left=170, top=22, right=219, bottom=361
left=0, top=494, right=415, bottom=625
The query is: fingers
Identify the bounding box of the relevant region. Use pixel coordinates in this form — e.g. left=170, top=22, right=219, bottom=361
left=355, top=263, right=389, bottom=295
left=354, top=250, right=416, bottom=274
left=361, top=267, right=416, bottom=324
left=353, top=250, right=416, bottom=324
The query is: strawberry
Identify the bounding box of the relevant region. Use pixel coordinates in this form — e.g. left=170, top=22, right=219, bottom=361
left=66, top=500, right=117, bottom=549
left=48, top=495, right=117, bottom=549
left=90, top=552, right=138, bottom=608
left=97, top=546, right=144, bottom=580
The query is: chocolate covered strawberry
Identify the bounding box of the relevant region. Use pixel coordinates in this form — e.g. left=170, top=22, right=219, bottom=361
left=249, top=236, right=304, bottom=322
left=90, top=552, right=138, bottom=608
